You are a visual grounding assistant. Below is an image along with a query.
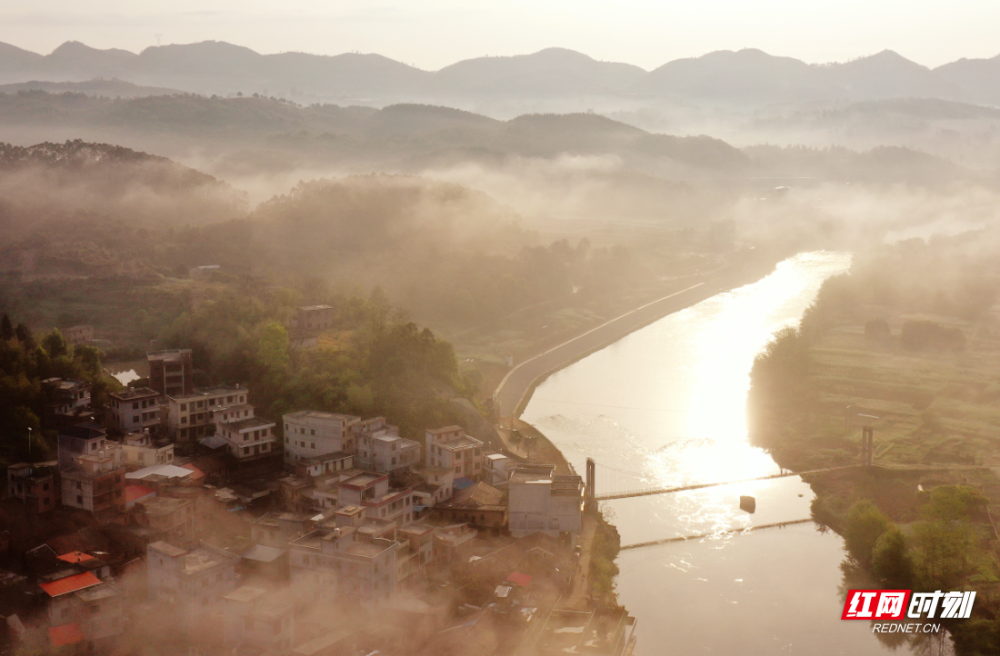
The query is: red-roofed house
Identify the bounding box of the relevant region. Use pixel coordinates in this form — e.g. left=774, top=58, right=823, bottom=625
left=126, top=484, right=156, bottom=508
left=42, top=572, right=125, bottom=642
left=39, top=572, right=101, bottom=598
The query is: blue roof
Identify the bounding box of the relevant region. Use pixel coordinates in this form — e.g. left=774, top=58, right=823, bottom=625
left=454, top=477, right=475, bottom=491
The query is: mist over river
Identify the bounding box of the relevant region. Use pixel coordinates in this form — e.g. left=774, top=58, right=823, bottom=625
left=522, top=252, right=947, bottom=655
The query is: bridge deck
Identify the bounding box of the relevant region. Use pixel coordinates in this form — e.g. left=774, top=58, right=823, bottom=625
left=594, top=465, right=860, bottom=501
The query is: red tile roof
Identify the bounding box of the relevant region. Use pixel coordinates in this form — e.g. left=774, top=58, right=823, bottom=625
left=507, top=572, right=533, bottom=587
left=125, top=484, right=155, bottom=504
left=49, top=623, right=85, bottom=647
left=39, top=572, right=101, bottom=597
left=57, top=551, right=95, bottom=564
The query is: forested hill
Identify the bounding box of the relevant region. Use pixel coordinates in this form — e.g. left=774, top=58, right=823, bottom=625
left=3, top=40, right=1000, bottom=106
left=0, top=140, right=232, bottom=191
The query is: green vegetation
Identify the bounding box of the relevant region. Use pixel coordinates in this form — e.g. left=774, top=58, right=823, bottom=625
left=747, top=232, right=1000, bottom=654
left=588, top=509, right=622, bottom=605
left=0, top=314, right=115, bottom=465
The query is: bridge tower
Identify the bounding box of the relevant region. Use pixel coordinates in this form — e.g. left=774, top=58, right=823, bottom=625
left=861, top=426, right=875, bottom=467
left=585, top=458, right=596, bottom=510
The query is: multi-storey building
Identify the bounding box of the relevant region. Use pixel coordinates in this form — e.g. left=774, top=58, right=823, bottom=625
left=216, top=405, right=277, bottom=462
left=508, top=464, right=584, bottom=539
left=61, top=451, right=127, bottom=524
left=7, top=461, right=60, bottom=514
left=293, top=451, right=354, bottom=478
left=290, top=305, right=336, bottom=333
left=43, top=575, right=124, bottom=644
left=425, top=426, right=485, bottom=482
left=57, top=422, right=114, bottom=470
left=106, top=388, right=161, bottom=435
left=336, top=472, right=415, bottom=526
left=146, top=541, right=241, bottom=611
left=147, top=349, right=194, bottom=397
left=42, top=378, right=92, bottom=429
left=282, top=411, right=360, bottom=466
left=63, top=324, right=95, bottom=345
left=357, top=432, right=420, bottom=474
left=222, top=587, right=294, bottom=654
left=484, top=453, right=512, bottom=487
left=288, top=526, right=399, bottom=603
left=165, top=385, right=248, bottom=442
left=394, top=525, right=435, bottom=587
left=120, top=431, right=175, bottom=470
left=59, top=423, right=126, bottom=524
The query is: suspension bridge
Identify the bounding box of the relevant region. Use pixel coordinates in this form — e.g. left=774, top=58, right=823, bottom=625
left=586, top=460, right=862, bottom=502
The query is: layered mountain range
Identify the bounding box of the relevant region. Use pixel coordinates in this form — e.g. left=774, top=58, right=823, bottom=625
left=3, top=41, right=1000, bottom=106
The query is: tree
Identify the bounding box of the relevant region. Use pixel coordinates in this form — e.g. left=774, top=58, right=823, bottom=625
left=843, top=499, right=891, bottom=570
left=0, top=314, right=12, bottom=341
left=41, top=329, right=68, bottom=359
left=871, top=526, right=913, bottom=588
left=256, top=322, right=290, bottom=375
left=14, top=323, right=32, bottom=346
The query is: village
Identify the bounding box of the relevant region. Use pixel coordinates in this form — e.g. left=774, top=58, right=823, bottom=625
left=0, top=305, right=637, bottom=656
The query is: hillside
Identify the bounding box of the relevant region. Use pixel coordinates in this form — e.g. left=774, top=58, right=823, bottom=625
left=2, top=40, right=1000, bottom=106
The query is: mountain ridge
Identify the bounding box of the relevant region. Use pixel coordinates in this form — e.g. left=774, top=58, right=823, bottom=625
left=3, top=41, right=1000, bottom=106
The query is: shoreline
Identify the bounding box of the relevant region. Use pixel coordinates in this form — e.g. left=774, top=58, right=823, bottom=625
left=493, top=252, right=785, bottom=420
left=490, top=250, right=789, bottom=611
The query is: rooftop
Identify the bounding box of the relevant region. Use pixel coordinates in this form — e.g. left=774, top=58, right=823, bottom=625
left=241, top=544, right=286, bottom=563
left=340, top=472, right=387, bottom=489
left=148, top=541, right=186, bottom=558
left=298, top=305, right=334, bottom=312
left=510, top=464, right=557, bottom=485
left=127, top=464, right=193, bottom=480
left=426, top=425, right=463, bottom=435
left=109, top=387, right=160, bottom=401
left=136, top=496, right=191, bottom=517
left=284, top=410, right=360, bottom=422
left=224, top=586, right=267, bottom=603
left=225, top=416, right=275, bottom=432
left=59, top=422, right=106, bottom=441
left=147, top=349, right=192, bottom=362
left=39, top=572, right=101, bottom=598
left=438, top=434, right=484, bottom=450
left=167, top=385, right=245, bottom=402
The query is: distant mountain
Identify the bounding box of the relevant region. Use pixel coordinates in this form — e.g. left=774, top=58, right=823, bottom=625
left=934, top=55, right=1000, bottom=105
left=2, top=40, right=1000, bottom=107
left=432, top=48, right=646, bottom=97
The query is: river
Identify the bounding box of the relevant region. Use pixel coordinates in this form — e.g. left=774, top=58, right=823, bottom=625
left=521, top=252, right=947, bottom=655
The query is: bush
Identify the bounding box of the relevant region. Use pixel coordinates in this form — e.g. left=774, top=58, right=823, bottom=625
left=900, top=320, right=965, bottom=351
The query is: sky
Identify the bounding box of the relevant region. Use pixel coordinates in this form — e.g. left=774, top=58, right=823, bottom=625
left=2, top=0, right=999, bottom=70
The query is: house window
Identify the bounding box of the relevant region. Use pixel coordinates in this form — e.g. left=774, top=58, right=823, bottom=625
left=132, top=402, right=139, bottom=410
left=243, top=447, right=250, bottom=455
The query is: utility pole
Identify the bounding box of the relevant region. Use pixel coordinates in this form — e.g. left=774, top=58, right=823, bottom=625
left=27, top=427, right=31, bottom=460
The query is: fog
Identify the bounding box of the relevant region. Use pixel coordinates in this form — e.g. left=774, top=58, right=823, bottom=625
left=3, top=18, right=1000, bottom=656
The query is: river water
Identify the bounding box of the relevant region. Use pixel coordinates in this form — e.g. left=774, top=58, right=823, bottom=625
left=522, top=252, right=942, bottom=655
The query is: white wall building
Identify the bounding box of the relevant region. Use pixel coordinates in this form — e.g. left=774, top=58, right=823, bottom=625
left=107, top=388, right=161, bottom=435
left=508, top=464, right=584, bottom=539
left=282, top=411, right=361, bottom=466
left=147, top=541, right=241, bottom=611
left=120, top=432, right=175, bottom=470
left=165, top=385, right=248, bottom=443
left=222, top=587, right=294, bottom=654
left=425, top=426, right=485, bottom=482
left=288, top=526, right=399, bottom=604
left=216, top=406, right=276, bottom=461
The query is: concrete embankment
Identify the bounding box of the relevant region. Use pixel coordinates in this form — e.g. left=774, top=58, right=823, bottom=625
left=493, top=256, right=781, bottom=420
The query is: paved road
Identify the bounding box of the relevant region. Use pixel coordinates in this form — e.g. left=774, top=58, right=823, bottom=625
left=493, top=262, right=776, bottom=419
